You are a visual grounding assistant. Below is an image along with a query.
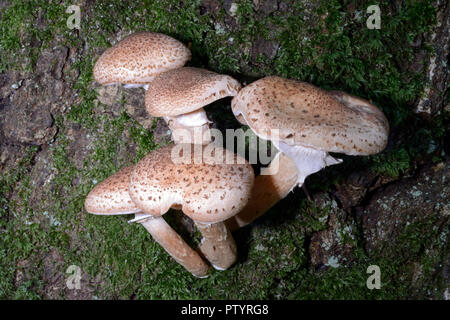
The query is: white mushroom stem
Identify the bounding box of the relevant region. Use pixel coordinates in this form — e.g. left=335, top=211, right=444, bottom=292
left=164, top=108, right=212, bottom=144
left=195, top=222, right=237, bottom=270
left=225, top=152, right=299, bottom=231
left=136, top=214, right=210, bottom=278
left=275, top=141, right=342, bottom=186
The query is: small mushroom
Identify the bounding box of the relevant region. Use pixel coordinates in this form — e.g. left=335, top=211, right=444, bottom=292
left=84, top=165, right=210, bottom=278
left=93, top=32, right=191, bottom=89
left=129, top=144, right=254, bottom=270
left=227, top=76, right=389, bottom=229
left=144, top=67, right=242, bottom=144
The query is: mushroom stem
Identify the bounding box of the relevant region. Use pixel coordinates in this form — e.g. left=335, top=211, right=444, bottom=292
left=164, top=108, right=212, bottom=145
left=138, top=215, right=210, bottom=278
left=225, top=152, right=299, bottom=231
left=196, top=222, right=237, bottom=270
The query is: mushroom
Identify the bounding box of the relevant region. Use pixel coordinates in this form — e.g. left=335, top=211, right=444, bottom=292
left=84, top=165, right=210, bottom=278
left=226, top=76, right=389, bottom=229
left=93, top=32, right=191, bottom=89
left=144, top=67, right=242, bottom=144
left=129, top=144, right=254, bottom=270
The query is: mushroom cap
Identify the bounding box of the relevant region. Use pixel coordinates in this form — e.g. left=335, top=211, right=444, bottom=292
left=129, top=144, right=254, bottom=223
left=231, top=76, right=389, bottom=156
left=145, top=67, right=242, bottom=117
left=93, top=32, right=191, bottom=85
left=84, top=166, right=140, bottom=215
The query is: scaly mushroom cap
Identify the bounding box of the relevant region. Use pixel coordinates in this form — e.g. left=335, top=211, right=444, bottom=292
left=85, top=166, right=139, bottom=215
left=145, top=67, right=242, bottom=117
left=231, top=76, right=389, bottom=156
left=129, top=144, right=254, bottom=223
left=93, top=32, right=191, bottom=85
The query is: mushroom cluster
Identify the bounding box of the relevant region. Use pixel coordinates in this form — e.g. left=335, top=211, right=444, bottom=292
left=85, top=32, right=389, bottom=277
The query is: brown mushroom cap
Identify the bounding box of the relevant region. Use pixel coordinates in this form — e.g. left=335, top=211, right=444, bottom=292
left=84, top=166, right=139, bottom=215
left=93, top=32, right=191, bottom=85
left=231, top=76, right=389, bottom=156
left=145, top=67, right=242, bottom=117
left=129, top=144, right=254, bottom=223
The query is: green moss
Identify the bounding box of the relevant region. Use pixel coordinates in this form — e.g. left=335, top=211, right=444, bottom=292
left=0, top=146, right=44, bottom=298
left=370, top=214, right=449, bottom=299
left=0, top=0, right=74, bottom=72
left=0, top=0, right=446, bottom=300
left=370, top=148, right=411, bottom=178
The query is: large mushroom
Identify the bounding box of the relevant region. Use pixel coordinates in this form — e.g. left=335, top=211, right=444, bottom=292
left=129, top=144, right=254, bottom=270
left=84, top=165, right=210, bottom=278
left=226, top=76, right=389, bottom=229
left=144, top=67, right=242, bottom=144
left=93, top=32, right=191, bottom=89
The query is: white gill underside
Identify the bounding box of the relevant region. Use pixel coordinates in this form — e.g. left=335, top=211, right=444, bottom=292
left=123, top=83, right=150, bottom=90
left=128, top=192, right=183, bottom=224
left=233, top=108, right=342, bottom=187
left=128, top=213, right=154, bottom=224
left=211, top=264, right=226, bottom=271
left=275, top=141, right=342, bottom=186
left=164, top=108, right=211, bottom=127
